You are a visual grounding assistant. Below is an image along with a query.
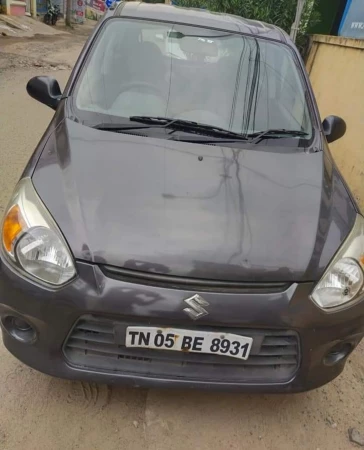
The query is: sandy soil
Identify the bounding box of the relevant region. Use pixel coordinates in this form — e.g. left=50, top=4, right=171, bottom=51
left=0, top=29, right=364, bottom=450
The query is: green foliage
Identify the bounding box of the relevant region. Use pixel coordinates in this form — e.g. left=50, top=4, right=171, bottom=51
left=175, top=0, right=320, bottom=50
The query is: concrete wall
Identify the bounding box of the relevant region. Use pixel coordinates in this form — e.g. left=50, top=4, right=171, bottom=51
left=9, top=2, right=26, bottom=15
left=4, top=0, right=36, bottom=15
left=4, top=0, right=26, bottom=15
left=306, top=34, right=364, bottom=211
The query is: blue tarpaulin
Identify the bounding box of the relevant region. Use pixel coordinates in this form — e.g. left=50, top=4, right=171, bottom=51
left=339, top=0, right=364, bottom=39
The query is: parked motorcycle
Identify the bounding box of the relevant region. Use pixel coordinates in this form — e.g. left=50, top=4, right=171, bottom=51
left=44, top=0, right=60, bottom=26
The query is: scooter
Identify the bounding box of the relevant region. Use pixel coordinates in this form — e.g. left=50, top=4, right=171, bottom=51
left=44, top=0, right=60, bottom=26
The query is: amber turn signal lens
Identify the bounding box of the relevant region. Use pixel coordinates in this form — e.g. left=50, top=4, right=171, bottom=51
left=2, top=205, right=25, bottom=252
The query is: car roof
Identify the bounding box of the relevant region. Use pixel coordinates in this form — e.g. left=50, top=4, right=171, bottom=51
left=113, top=1, right=290, bottom=44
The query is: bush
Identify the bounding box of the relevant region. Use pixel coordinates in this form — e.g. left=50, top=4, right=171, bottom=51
left=175, top=0, right=320, bottom=52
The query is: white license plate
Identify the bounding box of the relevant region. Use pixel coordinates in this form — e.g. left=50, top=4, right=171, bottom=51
left=125, top=327, right=253, bottom=360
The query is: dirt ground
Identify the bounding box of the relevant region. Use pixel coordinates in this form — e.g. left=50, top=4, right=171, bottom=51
left=1, top=27, right=364, bottom=450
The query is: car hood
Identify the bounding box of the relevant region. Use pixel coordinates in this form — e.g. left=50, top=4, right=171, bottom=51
left=32, top=119, right=356, bottom=283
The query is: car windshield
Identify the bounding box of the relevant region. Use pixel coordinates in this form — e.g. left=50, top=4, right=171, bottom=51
left=74, top=18, right=313, bottom=138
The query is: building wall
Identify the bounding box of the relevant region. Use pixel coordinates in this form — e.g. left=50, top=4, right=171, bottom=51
left=306, top=34, right=364, bottom=211
left=9, top=2, right=26, bottom=14
left=4, top=0, right=27, bottom=14
left=4, top=0, right=35, bottom=14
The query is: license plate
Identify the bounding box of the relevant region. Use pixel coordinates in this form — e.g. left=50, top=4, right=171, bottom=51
left=125, top=327, right=253, bottom=360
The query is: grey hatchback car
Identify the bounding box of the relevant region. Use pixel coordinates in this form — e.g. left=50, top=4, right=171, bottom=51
left=1, top=2, right=364, bottom=393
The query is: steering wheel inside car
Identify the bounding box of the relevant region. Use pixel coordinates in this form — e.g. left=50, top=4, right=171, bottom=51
left=109, top=81, right=168, bottom=116
left=115, top=82, right=167, bottom=102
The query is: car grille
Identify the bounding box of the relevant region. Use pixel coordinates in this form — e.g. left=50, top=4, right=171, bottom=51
left=63, top=316, right=300, bottom=384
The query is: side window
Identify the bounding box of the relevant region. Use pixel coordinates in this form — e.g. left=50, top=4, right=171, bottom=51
left=141, top=27, right=167, bottom=55
left=76, top=31, right=110, bottom=110
left=276, top=49, right=308, bottom=130
left=76, top=23, right=128, bottom=110
left=102, top=35, right=120, bottom=75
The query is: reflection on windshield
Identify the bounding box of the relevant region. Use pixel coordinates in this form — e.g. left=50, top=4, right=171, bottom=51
left=75, top=19, right=312, bottom=138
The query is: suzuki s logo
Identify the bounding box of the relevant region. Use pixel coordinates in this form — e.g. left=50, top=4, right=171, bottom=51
left=183, top=294, right=209, bottom=320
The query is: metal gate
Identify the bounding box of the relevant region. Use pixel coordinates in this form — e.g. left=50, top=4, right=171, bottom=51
left=37, top=0, right=64, bottom=16
left=36, top=0, right=85, bottom=22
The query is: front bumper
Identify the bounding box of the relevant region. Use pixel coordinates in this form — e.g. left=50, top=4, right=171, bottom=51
left=1, top=259, right=364, bottom=393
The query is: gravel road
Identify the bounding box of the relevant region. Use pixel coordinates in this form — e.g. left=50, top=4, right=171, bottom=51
left=1, top=29, right=364, bottom=450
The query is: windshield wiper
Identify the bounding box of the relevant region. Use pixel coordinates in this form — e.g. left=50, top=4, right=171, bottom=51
left=94, top=118, right=247, bottom=141
left=247, top=129, right=309, bottom=144
left=129, top=116, right=249, bottom=141
left=94, top=121, right=308, bottom=145
left=93, top=123, right=153, bottom=131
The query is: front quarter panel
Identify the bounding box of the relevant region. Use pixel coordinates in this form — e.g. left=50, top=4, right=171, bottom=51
left=21, top=103, right=66, bottom=180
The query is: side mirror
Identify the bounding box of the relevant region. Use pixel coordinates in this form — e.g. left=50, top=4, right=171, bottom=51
left=322, top=115, right=346, bottom=144
left=26, top=76, right=62, bottom=110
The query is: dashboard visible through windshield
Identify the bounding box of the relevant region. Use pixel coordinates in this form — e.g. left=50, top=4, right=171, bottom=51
left=73, top=18, right=313, bottom=141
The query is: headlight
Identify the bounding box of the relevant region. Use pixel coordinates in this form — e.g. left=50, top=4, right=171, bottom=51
left=311, top=214, right=364, bottom=309
left=1, top=178, right=76, bottom=286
